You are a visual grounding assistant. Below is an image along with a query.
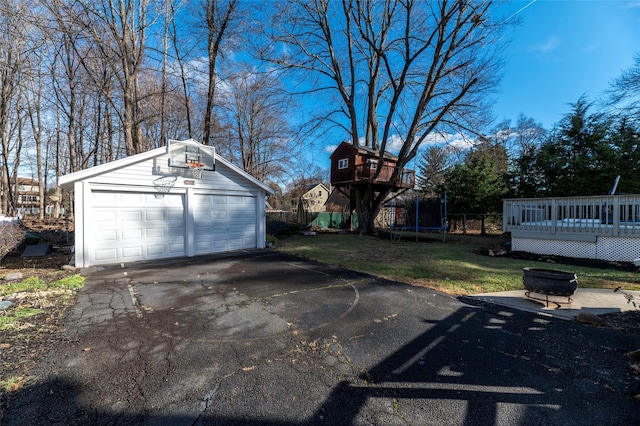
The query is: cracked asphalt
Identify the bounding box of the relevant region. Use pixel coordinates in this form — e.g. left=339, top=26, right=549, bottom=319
left=2, top=250, right=640, bottom=425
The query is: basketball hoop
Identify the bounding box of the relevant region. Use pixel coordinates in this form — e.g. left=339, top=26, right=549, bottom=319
left=187, top=161, right=206, bottom=179
left=153, top=176, right=177, bottom=198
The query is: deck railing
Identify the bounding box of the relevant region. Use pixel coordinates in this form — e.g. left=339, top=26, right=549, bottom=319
left=503, top=195, right=640, bottom=237
left=354, top=164, right=415, bottom=188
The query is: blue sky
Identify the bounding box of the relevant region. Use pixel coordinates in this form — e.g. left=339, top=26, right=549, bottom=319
left=494, top=0, right=640, bottom=129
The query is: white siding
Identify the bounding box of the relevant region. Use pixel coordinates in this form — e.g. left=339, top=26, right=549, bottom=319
left=91, top=157, right=258, bottom=194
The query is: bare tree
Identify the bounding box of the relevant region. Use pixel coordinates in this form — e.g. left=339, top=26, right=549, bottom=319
left=201, top=0, right=237, bottom=146
left=217, top=65, right=295, bottom=183
left=77, top=0, right=154, bottom=155
left=513, top=114, right=546, bottom=158
left=25, top=66, right=47, bottom=218
left=50, top=15, right=82, bottom=173
left=0, top=0, right=30, bottom=215
left=259, top=0, right=508, bottom=233
left=138, top=69, right=192, bottom=145
left=168, top=1, right=196, bottom=138
left=607, top=52, right=640, bottom=122
left=489, top=115, right=546, bottom=160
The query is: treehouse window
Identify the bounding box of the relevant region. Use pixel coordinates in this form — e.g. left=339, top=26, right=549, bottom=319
left=338, top=158, right=349, bottom=169
left=367, top=159, right=378, bottom=170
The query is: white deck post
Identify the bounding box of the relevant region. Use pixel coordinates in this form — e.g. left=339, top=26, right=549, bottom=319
left=612, top=196, right=620, bottom=237
left=550, top=198, right=557, bottom=235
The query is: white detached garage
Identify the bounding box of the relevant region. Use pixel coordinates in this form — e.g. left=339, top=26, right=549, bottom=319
left=59, top=139, right=274, bottom=268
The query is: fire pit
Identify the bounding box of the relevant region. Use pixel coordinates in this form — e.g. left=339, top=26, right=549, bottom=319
left=523, top=268, right=578, bottom=307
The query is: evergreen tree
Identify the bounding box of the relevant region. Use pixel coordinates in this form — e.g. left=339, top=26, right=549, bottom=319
left=533, top=97, right=614, bottom=196
left=610, top=118, right=640, bottom=193
left=443, top=148, right=508, bottom=215
left=506, top=115, right=548, bottom=198
left=417, top=145, right=449, bottom=196
left=510, top=149, right=544, bottom=198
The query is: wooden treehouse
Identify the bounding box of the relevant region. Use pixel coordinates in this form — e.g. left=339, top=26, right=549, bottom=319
left=329, top=142, right=415, bottom=192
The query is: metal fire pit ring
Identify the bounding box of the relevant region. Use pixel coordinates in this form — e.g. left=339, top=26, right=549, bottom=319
left=523, top=268, right=578, bottom=307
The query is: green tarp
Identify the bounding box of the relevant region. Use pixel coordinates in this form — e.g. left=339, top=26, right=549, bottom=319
left=310, top=212, right=358, bottom=229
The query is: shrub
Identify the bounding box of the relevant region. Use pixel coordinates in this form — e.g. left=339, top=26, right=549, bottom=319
left=266, top=233, right=278, bottom=246
left=0, top=222, right=26, bottom=261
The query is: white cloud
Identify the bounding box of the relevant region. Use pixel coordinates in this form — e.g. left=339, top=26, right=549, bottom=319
left=383, top=131, right=476, bottom=155
left=581, top=42, right=600, bottom=52
left=449, top=137, right=475, bottom=151
left=421, top=132, right=454, bottom=146
left=493, top=128, right=518, bottom=140
left=533, top=36, right=559, bottom=52
left=386, top=134, right=405, bottom=152
left=622, top=0, right=640, bottom=9
left=324, top=144, right=338, bottom=153
left=418, top=131, right=473, bottom=150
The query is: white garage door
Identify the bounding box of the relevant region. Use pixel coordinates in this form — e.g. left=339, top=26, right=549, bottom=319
left=193, top=194, right=257, bottom=255
left=91, top=191, right=185, bottom=265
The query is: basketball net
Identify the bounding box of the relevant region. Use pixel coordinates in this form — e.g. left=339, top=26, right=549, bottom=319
left=153, top=176, right=177, bottom=198
left=187, top=162, right=206, bottom=179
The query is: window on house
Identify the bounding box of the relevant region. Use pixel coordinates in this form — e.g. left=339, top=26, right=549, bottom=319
left=318, top=190, right=322, bottom=196
left=367, top=159, right=378, bottom=170
left=338, top=158, right=348, bottom=169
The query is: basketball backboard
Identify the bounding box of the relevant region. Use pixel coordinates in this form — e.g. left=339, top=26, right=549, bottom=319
left=167, top=139, right=215, bottom=171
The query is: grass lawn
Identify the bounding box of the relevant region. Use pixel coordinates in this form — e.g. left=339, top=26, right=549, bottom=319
left=276, top=233, right=640, bottom=295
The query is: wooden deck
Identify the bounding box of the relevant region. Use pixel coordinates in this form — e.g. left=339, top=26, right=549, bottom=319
left=504, top=195, right=640, bottom=238
left=503, top=195, right=640, bottom=262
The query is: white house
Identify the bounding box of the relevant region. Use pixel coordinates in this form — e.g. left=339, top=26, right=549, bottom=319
left=59, top=139, right=274, bottom=268
left=12, top=177, right=41, bottom=216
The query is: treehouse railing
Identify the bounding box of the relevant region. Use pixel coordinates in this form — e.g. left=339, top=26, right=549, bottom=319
left=353, top=164, right=415, bottom=189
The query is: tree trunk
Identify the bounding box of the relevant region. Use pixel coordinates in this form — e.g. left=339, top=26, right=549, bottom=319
left=354, top=185, right=391, bottom=234
left=202, top=0, right=236, bottom=145
left=170, top=2, right=193, bottom=138
left=123, top=86, right=137, bottom=155
left=26, top=79, right=45, bottom=219
left=54, top=126, right=61, bottom=219
left=36, top=134, right=45, bottom=219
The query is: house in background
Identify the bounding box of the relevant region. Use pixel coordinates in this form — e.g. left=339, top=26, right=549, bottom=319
left=13, top=177, right=40, bottom=216
left=289, top=183, right=329, bottom=213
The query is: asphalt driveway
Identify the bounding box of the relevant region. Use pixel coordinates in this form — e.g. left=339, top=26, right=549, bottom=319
left=2, top=250, right=639, bottom=425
